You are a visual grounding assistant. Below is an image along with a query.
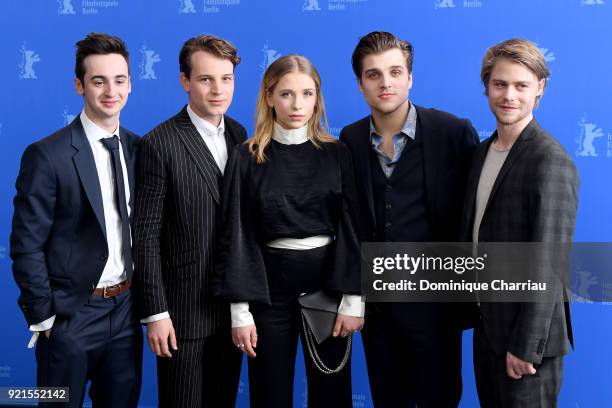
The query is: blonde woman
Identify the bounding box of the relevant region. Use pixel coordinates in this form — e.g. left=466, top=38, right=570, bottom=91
left=214, top=55, right=364, bottom=407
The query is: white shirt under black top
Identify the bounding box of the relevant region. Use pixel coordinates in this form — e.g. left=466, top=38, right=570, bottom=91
left=140, top=104, right=229, bottom=324
left=28, top=110, right=131, bottom=346
left=230, top=122, right=365, bottom=328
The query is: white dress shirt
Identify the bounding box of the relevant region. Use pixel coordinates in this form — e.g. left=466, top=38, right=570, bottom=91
left=187, top=104, right=229, bottom=174
left=28, top=110, right=131, bottom=347
left=230, top=122, right=365, bottom=328
left=141, top=105, right=230, bottom=325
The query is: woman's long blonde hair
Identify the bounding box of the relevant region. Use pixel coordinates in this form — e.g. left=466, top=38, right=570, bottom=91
left=247, top=54, right=335, bottom=163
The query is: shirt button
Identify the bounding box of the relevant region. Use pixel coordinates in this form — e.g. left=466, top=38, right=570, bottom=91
left=385, top=185, right=393, bottom=192
left=385, top=222, right=392, bottom=229
left=385, top=204, right=392, bottom=210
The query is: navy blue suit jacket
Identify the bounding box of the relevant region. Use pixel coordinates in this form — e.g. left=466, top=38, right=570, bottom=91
left=10, top=117, right=139, bottom=326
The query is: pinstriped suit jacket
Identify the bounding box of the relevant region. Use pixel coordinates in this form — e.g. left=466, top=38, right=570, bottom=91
left=133, top=106, right=247, bottom=338
left=461, top=119, right=579, bottom=364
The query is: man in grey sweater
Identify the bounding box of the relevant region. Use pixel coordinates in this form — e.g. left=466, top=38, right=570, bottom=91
left=462, top=39, right=578, bottom=407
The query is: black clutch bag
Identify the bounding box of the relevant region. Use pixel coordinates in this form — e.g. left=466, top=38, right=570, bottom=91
left=298, top=290, right=352, bottom=374
left=298, top=290, right=339, bottom=344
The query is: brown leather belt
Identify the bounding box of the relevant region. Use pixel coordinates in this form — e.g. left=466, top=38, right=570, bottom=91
left=93, top=280, right=131, bottom=298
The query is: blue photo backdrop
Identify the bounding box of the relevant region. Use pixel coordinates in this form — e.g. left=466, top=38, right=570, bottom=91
left=1, top=1, right=611, bottom=406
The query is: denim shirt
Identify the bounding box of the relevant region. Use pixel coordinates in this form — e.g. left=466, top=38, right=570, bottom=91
left=370, top=101, right=417, bottom=178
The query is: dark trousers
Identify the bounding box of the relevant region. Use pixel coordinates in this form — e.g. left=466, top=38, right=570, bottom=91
left=156, top=330, right=242, bottom=408
left=362, top=303, right=462, bottom=408
left=35, top=289, right=143, bottom=408
left=248, top=246, right=353, bottom=408
left=474, top=324, right=564, bottom=408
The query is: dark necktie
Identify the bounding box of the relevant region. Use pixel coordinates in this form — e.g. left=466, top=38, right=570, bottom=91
left=101, top=136, right=133, bottom=280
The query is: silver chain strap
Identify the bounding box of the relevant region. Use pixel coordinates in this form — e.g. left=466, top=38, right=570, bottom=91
left=301, top=313, right=352, bottom=374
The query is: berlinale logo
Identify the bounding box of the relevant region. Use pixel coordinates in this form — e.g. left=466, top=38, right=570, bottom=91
left=581, top=0, right=604, bottom=6
left=434, top=0, right=456, bottom=8
left=576, top=113, right=606, bottom=158
left=435, top=0, right=483, bottom=8
left=139, top=44, right=161, bottom=80
left=58, top=0, right=120, bottom=15
left=302, top=0, right=322, bottom=11
left=537, top=46, right=555, bottom=62
left=178, top=0, right=240, bottom=14
left=57, top=0, right=76, bottom=14
left=261, top=42, right=282, bottom=75
left=63, top=108, right=77, bottom=126
left=302, top=0, right=368, bottom=12
left=18, top=44, right=40, bottom=80
left=178, top=0, right=196, bottom=13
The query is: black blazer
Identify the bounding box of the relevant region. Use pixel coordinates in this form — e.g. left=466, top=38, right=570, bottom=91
left=10, top=117, right=139, bottom=326
left=132, top=106, right=247, bottom=339
left=461, top=119, right=578, bottom=363
left=339, top=105, right=479, bottom=243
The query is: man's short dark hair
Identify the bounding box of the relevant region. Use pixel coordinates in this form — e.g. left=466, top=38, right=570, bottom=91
left=179, top=35, right=241, bottom=78
left=351, top=31, right=413, bottom=79
left=75, top=32, right=130, bottom=83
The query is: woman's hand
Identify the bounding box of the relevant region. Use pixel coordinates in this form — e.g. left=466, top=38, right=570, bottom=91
left=232, top=324, right=258, bottom=357
left=332, top=314, right=364, bottom=338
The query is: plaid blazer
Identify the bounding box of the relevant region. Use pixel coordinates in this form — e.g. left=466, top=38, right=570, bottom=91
left=461, top=119, right=579, bottom=364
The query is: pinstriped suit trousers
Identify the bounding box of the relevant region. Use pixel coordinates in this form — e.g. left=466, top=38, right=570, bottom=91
left=156, top=330, right=242, bottom=408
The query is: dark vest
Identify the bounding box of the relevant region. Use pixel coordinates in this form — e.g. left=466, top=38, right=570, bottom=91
left=371, top=127, right=433, bottom=242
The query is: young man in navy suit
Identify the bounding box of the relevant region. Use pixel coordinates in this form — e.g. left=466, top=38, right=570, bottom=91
left=10, top=33, right=142, bottom=407
left=340, top=31, right=478, bottom=407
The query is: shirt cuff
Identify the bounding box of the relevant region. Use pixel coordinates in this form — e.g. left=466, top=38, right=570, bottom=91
left=29, top=315, right=56, bottom=332
left=338, top=294, right=365, bottom=317
left=28, top=315, right=56, bottom=349
left=231, top=302, right=255, bottom=328
left=141, top=312, right=170, bottom=324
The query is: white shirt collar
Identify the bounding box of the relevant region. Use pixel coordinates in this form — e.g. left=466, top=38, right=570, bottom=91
left=272, top=122, right=309, bottom=145
left=80, top=110, right=119, bottom=143
left=187, top=104, right=225, bottom=137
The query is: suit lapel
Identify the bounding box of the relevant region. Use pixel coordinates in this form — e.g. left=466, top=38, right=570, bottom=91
left=415, top=107, right=438, bottom=220
left=355, top=118, right=376, bottom=228
left=119, top=128, right=136, bottom=212
left=174, top=107, right=222, bottom=204
left=483, top=120, right=538, bottom=215
left=223, top=121, right=240, bottom=156
left=464, top=137, right=493, bottom=237
left=71, top=117, right=106, bottom=238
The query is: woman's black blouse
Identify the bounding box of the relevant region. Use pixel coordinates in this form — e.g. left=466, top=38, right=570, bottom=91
left=214, top=139, right=362, bottom=305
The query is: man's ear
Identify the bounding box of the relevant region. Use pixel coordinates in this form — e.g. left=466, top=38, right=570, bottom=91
left=74, top=77, right=84, bottom=95
left=536, top=78, right=545, bottom=98
left=179, top=72, right=190, bottom=93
